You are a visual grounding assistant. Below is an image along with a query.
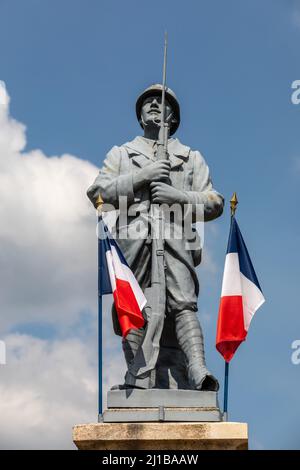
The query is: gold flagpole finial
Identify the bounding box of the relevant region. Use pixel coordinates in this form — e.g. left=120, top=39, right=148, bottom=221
left=230, top=192, right=238, bottom=217
left=95, top=194, right=104, bottom=214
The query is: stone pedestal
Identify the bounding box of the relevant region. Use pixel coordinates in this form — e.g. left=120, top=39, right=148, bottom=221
left=104, top=389, right=221, bottom=422
left=73, top=422, right=248, bottom=450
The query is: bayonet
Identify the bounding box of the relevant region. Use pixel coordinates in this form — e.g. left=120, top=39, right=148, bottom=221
left=157, top=31, right=169, bottom=161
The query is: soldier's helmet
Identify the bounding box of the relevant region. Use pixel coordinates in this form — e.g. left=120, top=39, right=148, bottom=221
left=136, top=84, right=180, bottom=136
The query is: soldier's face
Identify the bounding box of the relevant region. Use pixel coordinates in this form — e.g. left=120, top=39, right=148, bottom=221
left=140, top=95, right=173, bottom=128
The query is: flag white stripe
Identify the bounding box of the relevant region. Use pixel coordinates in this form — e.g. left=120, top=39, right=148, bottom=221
left=240, top=272, right=265, bottom=331
left=221, top=252, right=242, bottom=296
left=105, top=250, right=116, bottom=291
left=106, top=245, right=146, bottom=311
left=220, top=252, right=265, bottom=332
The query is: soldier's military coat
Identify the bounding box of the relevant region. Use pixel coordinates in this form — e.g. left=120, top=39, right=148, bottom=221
left=87, top=136, right=224, bottom=338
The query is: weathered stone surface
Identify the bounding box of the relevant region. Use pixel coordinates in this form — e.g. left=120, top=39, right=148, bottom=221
left=73, top=422, right=248, bottom=450
left=103, top=407, right=221, bottom=422
left=108, top=389, right=219, bottom=408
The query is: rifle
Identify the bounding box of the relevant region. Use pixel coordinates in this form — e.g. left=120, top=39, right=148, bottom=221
left=125, top=34, right=170, bottom=385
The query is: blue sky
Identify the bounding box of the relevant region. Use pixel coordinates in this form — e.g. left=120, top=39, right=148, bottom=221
left=0, top=0, right=300, bottom=449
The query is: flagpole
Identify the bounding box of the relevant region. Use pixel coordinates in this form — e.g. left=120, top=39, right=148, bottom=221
left=223, top=192, right=239, bottom=422
left=96, top=195, right=104, bottom=421
left=98, top=264, right=103, bottom=419
left=223, top=361, right=229, bottom=421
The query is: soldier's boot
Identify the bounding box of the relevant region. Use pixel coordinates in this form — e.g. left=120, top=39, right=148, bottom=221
left=175, top=310, right=219, bottom=391
left=111, top=327, right=147, bottom=390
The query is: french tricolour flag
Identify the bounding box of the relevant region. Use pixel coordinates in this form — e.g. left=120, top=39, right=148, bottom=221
left=98, top=218, right=146, bottom=338
left=216, top=217, right=265, bottom=362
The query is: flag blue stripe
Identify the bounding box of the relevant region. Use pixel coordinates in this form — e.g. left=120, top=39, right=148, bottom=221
left=98, top=218, right=112, bottom=295
left=227, top=217, right=262, bottom=292
left=99, top=218, right=130, bottom=266
left=97, top=218, right=131, bottom=295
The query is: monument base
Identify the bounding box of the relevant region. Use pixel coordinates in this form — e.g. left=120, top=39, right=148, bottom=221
left=104, top=389, right=222, bottom=422
left=73, top=422, right=248, bottom=450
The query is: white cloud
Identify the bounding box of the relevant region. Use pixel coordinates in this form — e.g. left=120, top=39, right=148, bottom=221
left=0, top=290, right=126, bottom=449
left=0, top=333, right=97, bottom=449
left=0, top=298, right=125, bottom=449
left=0, top=81, right=99, bottom=331
left=0, top=80, right=113, bottom=449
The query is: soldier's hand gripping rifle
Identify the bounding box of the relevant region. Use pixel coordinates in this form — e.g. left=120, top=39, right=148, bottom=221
left=126, top=34, right=170, bottom=382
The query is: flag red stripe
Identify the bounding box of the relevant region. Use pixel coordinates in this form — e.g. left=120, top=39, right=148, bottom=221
left=216, top=295, right=247, bottom=362
left=113, top=278, right=145, bottom=338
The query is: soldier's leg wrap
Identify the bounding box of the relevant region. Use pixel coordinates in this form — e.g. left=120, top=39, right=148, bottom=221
left=121, top=327, right=155, bottom=389
left=175, top=310, right=219, bottom=391
left=122, top=327, right=145, bottom=368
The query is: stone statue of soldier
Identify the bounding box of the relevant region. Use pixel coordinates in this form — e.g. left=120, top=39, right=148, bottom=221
left=87, top=84, right=224, bottom=392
